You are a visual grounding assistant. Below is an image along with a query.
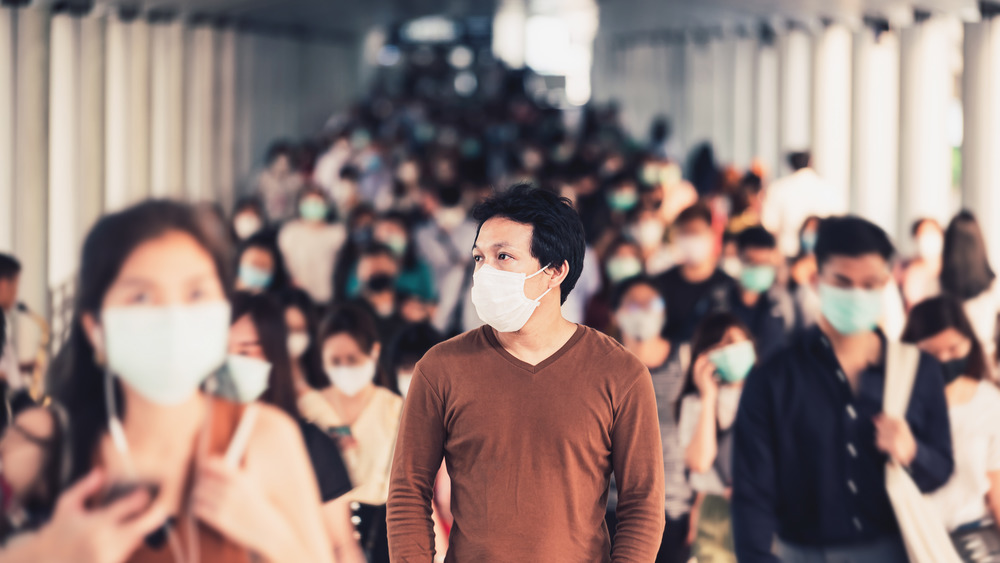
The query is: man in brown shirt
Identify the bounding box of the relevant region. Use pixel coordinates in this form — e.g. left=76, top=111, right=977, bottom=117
left=388, top=184, right=666, bottom=562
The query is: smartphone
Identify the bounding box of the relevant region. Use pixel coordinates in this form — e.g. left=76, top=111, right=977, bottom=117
left=329, top=425, right=352, bottom=439
left=94, top=481, right=161, bottom=508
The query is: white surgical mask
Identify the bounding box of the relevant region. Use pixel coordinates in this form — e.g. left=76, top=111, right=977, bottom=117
left=676, top=235, right=713, bottom=265
left=470, top=264, right=552, bottom=333
left=721, top=256, right=743, bottom=278
left=101, top=302, right=231, bottom=405
left=226, top=354, right=272, bottom=403
left=233, top=214, right=262, bottom=240
left=916, top=232, right=944, bottom=261
left=326, top=359, right=376, bottom=397
left=437, top=207, right=466, bottom=230
left=633, top=220, right=666, bottom=249
left=397, top=371, right=414, bottom=398
left=287, top=332, right=310, bottom=359
left=616, top=305, right=666, bottom=341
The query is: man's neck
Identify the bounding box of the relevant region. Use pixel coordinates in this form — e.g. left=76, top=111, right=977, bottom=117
left=818, top=317, right=882, bottom=386
left=494, top=304, right=578, bottom=367
left=623, top=336, right=671, bottom=368
left=681, top=262, right=716, bottom=283
left=741, top=289, right=761, bottom=308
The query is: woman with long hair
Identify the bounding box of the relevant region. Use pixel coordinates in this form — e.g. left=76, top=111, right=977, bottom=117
left=940, top=211, right=1000, bottom=362
left=676, top=312, right=757, bottom=563
left=902, top=296, right=1000, bottom=538
left=50, top=200, right=332, bottom=563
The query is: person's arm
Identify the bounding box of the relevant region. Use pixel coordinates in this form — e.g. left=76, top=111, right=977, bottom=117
left=905, top=357, right=954, bottom=493
left=387, top=366, right=446, bottom=561
left=322, top=496, right=366, bottom=563
left=432, top=461, right=453, bottom=558
left=685, top=356, right=720, bottom=473
left=610, top=368, right=666, bottom=562
left=731, top=368, right=780, bottom=563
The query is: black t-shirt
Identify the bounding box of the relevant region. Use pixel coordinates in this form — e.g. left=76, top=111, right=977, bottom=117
left=299, top=420, right=353, bottom=502
left=655, top=267, right=736, bottom=341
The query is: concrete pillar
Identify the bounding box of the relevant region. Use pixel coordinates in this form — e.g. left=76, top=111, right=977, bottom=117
left=962, top=17, right=1000, bottom=267
left=666, top=40, right=686, bottom=157
left=851, top=27, right=900, bottom=236
left=104, top=14, right=129, bottom=210
left=754, top=40, right=780, bottom=180
left=78, top=14, right=105, bottom=238
left=126, top=19, right=150, bottom=202
left=149, top=18, right=185, bottom=199
left=13, top=5, right=50, bottom=316
left=812, top=23, right=853, bottom=212
left=711, top=36, right=735, bottom=165
left=898, top=17, right=953, bottom=245
left=48, top=13, right=79, bottom=287
left=185, top=24, right=217, bottom=202
left=732, top=35, right=756, bottom=170
left=0, top=7, right=14, bottom=252
left=217, top=27, right=237, bottom=212
left=685, top=38, right=713, bottom=150
left=779, top=27, right=812, bottom=174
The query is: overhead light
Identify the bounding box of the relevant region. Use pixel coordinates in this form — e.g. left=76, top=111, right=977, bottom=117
left=448, top=45, right=474, bottom=69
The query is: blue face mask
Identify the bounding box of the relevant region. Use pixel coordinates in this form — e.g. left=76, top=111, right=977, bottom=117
left=299, top=199, right=328, bottom=221
left=238, top=264, right=273, bottom=290
left=739, top=265, right=776, bottom=293
left=819, top=283, right=884, bottom=335
left=708, top=340, right=757, bottom=383
left=801, top=231, right=818, bottom=254
left=608, top=190, right=639, bottom=212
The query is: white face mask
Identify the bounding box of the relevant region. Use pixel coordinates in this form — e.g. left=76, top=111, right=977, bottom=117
left=233, top=214, right=262, bottom=240
left=397, top=372, right=413, bottom=398
left=470, top=264, right=552, bottom=333
left=616, top=300, right=666, bottom=342
left=326, top=359, right=376, bottom=397
left=633, top=220, right=666, bottom=249
left=437, top=207, right=466, bottom=230
left=721, top=256, right=743, bottom=278
left=287, top=332, right=310, bottom=359
left=916, top=232, right=944, bottom=261
left=676, top=235, right=714, bottom=265
left=226, top=354, right=272, bottom=403
left=101, top=302, right=231, bottom=405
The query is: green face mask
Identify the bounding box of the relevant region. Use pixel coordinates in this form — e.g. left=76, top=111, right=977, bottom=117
left=740, top=265, right=776, bottom=293
left=818, top=283, right=884, bottom=335
left=708, top=340, right=757, bottom=383
left=299, top=199, right=328, bottom=221
left=608, top=190, right=639, bottom=212
left=606, top=256, right=643, bottom=284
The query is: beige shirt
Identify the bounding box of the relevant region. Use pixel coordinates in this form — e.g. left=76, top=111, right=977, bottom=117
left=298, top=387, right=403, bottom=506
left=278, top=221, right=347, bottom=304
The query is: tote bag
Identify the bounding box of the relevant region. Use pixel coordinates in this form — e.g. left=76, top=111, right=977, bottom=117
left=883, top=340, right=962, bottom=563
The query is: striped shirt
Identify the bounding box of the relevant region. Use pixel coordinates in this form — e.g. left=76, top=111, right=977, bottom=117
left=651, top=346, right=693, bottom=518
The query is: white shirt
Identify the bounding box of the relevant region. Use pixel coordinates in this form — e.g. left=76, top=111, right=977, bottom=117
left=964, top=281, right=1000, bottom=364
left=561, top=246, right=602, bottom=325
left=761, top=168, right=842, bottom=257
left=927, top=382, right=1000, bottom=531
left=278, top=220, right=347, bottom=304
left=678, top=388, right=742, bottom=495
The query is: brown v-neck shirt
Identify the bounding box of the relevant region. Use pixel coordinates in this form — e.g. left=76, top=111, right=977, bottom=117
left=387, top=324, right=665, bottom=562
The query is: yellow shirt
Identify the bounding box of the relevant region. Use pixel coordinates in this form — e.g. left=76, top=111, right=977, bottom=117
left=298, top=387, right=403, bottom=506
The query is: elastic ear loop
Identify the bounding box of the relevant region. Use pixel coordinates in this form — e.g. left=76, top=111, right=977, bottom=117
left=103, top=369, right=137, bottom=478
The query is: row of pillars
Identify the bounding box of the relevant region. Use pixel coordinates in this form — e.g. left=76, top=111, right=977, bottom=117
left=596, top=14, right=1000, bottom=265
left=0, top=3, right=359, bottom=329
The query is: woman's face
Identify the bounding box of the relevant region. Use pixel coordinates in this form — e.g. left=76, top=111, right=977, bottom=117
left=917, top=327, right=972, bottom=364
left=322, top=333, right=378, bottom=369
left=97, top=231, right=225, bottom=312
left=284, top=306, right=308, bottom=335
left=239, top=247, right=274, bottom=276
left=618, top=283, right=662, bottom=315
left=229, top=314, right=265, bottom=361
left=706, top=326, right=751, bottom=354
left=0, top=408, right=54, bottom=505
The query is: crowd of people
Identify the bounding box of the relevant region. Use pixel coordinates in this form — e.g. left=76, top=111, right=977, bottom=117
left=0, top=68, right=997, bottom=563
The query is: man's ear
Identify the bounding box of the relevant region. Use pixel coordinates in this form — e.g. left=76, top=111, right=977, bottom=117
left=548, top=260, right=570, bottom=288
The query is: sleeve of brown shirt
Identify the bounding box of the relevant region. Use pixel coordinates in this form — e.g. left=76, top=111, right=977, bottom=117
left=610, top=366, right=667, bottom=562
left=387, top=365, right=444, bottom=561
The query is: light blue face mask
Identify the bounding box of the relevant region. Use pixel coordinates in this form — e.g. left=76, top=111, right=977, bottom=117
left=299, top=199, right=328, bottom=221
left=606, top=256, right=643, bottom=284
left=238, top=264, right=273, bottom=290
left=819, top=283, right=884, bottom=335
left=608, top=190, right=639, bottom=212
left=739, top=265, right=776, bottom=293
left=708, top=340, right=757, bottom=383
left=801, top=231, right=818, bottom=254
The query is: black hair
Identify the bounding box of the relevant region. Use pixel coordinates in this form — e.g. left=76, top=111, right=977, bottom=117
left=49, top=200, right=232, bottom=482
left=339, top=164, right=361, bottom=182
left=676, top=312, right=755, bottom=421
left=674, top=202, right=712, bottom=228
left=736, top=226, right=777, bottom=253
left=278, top=288, right=327, bottom=390
left=902, top=296, right=991, bottom=381
left=787, top=151, right=811, bottom=171
left=471, top=183, right=585, bottom=304
left=265, top=140, right=293, bottom=165
left=911, top=217, right=940, bottom=238
left=230, top=292, right=299, bottom=417
left=384, top=322, right=443, bottom=395
left=0, top=254, right=21, bottom=280
left=235, top=232, right=289, bottom=293
left=317, top=304, right=389, bottom=390
left=610, top=275, right=663, bottom=311
left=941, top=211, right=996, bottom=300
left=814, top=216, right=894, bottom=271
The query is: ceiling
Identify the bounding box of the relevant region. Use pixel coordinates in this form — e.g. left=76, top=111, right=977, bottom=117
left=84, top=0, right=982, bottom=38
